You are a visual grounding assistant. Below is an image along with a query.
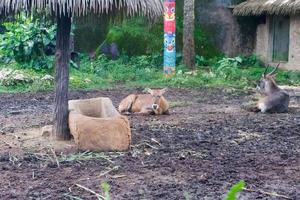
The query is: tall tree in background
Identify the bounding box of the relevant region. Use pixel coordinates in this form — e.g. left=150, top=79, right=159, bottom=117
left=183, top=0, right=195, bottom=70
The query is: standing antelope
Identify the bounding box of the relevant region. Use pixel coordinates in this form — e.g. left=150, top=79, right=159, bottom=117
left=255, top=64, right=290, bottom=113
left=118, top=88, right=170, bottom=115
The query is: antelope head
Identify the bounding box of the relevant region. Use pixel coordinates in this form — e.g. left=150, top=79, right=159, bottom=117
left=145, top=88, right=167, bottom=111
left=256, top=63, right=280, bottom=95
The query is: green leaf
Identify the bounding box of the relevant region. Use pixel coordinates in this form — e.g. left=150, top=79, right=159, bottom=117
left=27, top=41, right=34, bottom=48
left=225, top=180, right=246, bottom=200
left=43, top=37, right=51, bottom=46
left=24, top=46, right=32, bottom=56
left=101, top=182, right=111, bottom=200
left=235, top=56, right=243, bottom=63
left=184, top=192, right=191, bottom=200
left=0, top=12, right=56, bottom=71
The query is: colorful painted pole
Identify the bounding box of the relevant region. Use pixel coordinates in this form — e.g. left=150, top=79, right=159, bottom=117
left=163, top=0, right=176, bottom=76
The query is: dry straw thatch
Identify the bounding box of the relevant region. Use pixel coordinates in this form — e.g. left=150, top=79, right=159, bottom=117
left=233, top=0, right=300, bottom=16
left=0, top=0, right=163, bottom=17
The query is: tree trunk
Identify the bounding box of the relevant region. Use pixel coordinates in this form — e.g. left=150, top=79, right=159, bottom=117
left=183, top=0, right=195, bottom=70
left=54, top=14, right=72, bottom=140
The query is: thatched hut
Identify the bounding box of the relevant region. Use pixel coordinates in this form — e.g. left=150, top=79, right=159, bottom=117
left=0, top=0, right=163, bottom=140
left=234, top=0, right=300, bottom=71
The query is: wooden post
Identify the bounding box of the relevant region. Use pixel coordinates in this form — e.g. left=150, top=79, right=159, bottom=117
left=183, top=0, right=195, bottom=70
left=54, top=14, right=72, bottom=140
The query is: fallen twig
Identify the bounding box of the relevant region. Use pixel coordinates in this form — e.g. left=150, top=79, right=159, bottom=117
left=64, top=193, right=84, bottom=200
left=75, top=184, right=105, bottom=200
left=144, top=142, right=159, bottom=150
left=134, top=141, right=159, bottom=150
left=111, top=174, right=127, bottom=179
left=243, top=188, right=292, bottom=200
left=151, top=138, right=161, bottom=146
left=99, top=166, right=119, bottom=178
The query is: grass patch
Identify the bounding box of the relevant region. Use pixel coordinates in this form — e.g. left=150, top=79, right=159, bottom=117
left=169, top=101, right=193, bottom=108
left=1, top=55, right=300, bottom=93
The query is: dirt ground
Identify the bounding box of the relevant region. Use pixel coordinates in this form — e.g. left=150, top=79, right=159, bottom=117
left=0, top=87, right=299, bottom=200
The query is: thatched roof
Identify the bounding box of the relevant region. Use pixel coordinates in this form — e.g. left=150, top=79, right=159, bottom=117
left=0, top=0, right=163, bottom=18
left=233, top=0, right=300, bottom=16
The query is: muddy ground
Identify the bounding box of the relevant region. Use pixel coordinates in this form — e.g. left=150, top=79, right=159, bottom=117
left=0, top=88, right=299, bottom=200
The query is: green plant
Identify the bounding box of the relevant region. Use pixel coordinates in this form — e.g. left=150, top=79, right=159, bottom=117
left=175, top=2, right=221, bottom=58
left=225, top=180, right=246, bottom=200
left=239, top=55, right=263, bottom=67
left=101, top=182, right=111, bottom=200
left=0, top=68, right=35, bottom=86
left=93, top=54, right=162, bottom=84
left=196, top=55, right=208, bottom=66
left=28, top=76, right=54, bottom=92
left=214, top=57, right=243, bottom=79
left=210, top=55, right=266, bottom=83
left=184, top=191, right=191, bottom=200
left=0, top=13, right=56, bottom=71
left=1, top=54, right=299, bottom=93
left=103, top=18, right=163, bottom=56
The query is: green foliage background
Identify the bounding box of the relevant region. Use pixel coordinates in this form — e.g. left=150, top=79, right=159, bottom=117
left=0, top=13, right=56, bottom=71
left=2, top=54, right=299, bottom=93
left=74, top=0, right=220, bottom=58
left=0, top=2, right=299, bottom=93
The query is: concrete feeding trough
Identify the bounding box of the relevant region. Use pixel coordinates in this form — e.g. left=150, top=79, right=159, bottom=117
left=68, top=97, right=131, bottom=152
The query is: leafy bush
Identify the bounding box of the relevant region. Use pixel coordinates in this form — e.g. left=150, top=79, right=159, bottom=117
left=239, top=55, right=263, bottom=67
left=29, top=75, right=54, bottom=92
left=212, top=55, right=263, bottom=80
left=74, top=14, right=109, bottom=53
left=102, top=11, right=221, bottom=58
left=76, top=54, right=300, bottom=90
left=92, top=54, right=162, bottom=84
left=1, top=53, right=299, bottom=93
left=176, top=16, right=221, bottom=58
left=0, top=68, right=35, bottom=86
left=0, top=67, right=56, bottom=92
left=214, top=57, right=243, bottom=79
left=196, top=55, right=209, bottom=66
left=0, top=13, right=56, bottom=71
left=103, top=18, right=163, bottom=56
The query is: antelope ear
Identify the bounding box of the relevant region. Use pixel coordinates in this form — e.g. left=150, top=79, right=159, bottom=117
left=145, top=88, right=152, bottom=94
left=161, top=88, right=168, bottom=94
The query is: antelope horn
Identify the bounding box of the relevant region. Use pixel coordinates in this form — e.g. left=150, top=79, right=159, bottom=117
left=268, top=63, right=280, bottom=76
left=263, top=65, right=270, bottom=77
